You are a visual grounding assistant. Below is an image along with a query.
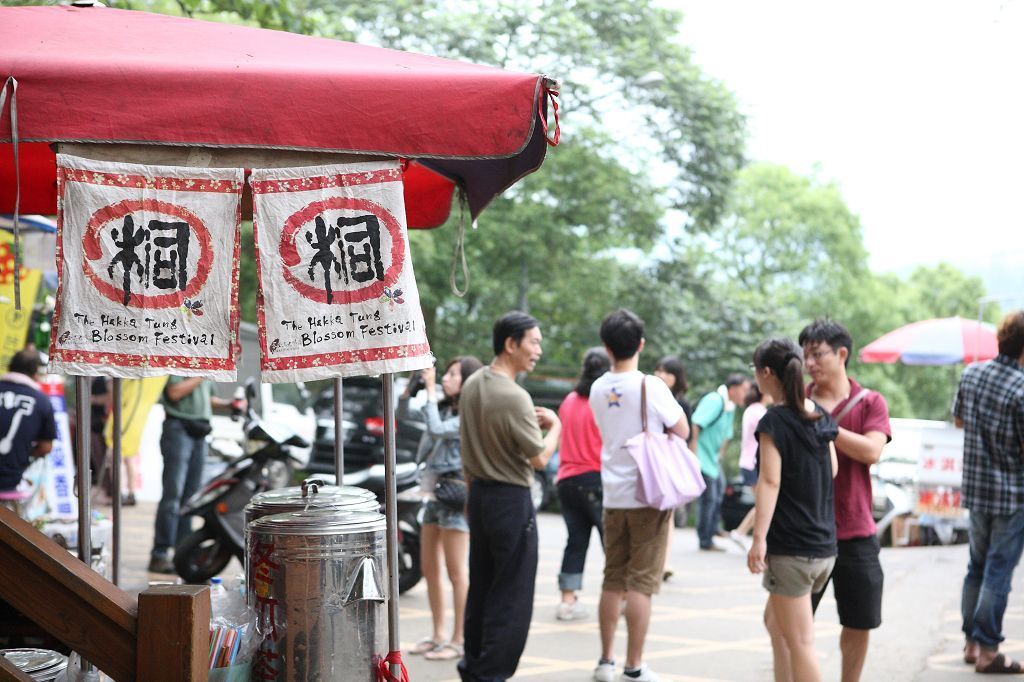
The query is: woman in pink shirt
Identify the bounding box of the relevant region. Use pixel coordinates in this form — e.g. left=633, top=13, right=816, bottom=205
left=740, top=384, right=771, bottom=485
left=555, top=347, right=610, bottom=621
left=730, top=384, right=772, bottom=546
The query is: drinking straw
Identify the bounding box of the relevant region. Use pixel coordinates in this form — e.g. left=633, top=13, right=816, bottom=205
left=228, top=626, right=242, bottom=666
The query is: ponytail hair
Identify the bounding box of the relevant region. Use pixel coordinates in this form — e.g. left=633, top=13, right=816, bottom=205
left=752, top=338, right=818, bottom=421
left=575, top=347, right=611, bottom=398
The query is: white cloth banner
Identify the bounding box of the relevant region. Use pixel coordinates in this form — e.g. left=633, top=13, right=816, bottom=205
left=251, top=160, right=433, bottom=382
left=48, top=155, right=242, bottom=380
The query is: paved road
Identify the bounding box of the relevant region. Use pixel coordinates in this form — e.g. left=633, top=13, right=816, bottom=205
left=106, top=500, right=1021, bottom=681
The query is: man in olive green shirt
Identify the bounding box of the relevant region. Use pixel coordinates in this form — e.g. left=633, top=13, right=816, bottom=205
left=457, top=312, right=561, bottom=682
left=149, top=376, right=232, bottom=573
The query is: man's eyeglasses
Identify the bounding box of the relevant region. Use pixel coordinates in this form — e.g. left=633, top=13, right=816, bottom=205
left=805, top=348, right=835, bottom=362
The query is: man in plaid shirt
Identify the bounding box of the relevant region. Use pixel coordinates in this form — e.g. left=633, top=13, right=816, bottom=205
left=954, top=310, right=1024, bottom=674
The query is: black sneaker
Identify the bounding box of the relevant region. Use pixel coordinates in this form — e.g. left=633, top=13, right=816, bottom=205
left=148, top=556, right=175, bottom=574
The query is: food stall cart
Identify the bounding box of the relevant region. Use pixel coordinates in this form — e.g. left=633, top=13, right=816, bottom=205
left=1, top=4, right=559, bottom=678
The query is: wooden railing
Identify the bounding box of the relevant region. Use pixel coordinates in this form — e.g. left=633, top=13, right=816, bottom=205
left=0, top=507, right=209, bottom=680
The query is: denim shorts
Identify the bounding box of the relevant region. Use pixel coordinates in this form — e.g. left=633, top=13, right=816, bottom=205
left=421, top=498, right=469, bottom=532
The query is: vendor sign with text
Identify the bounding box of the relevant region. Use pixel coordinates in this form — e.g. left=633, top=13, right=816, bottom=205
left=48, top=155, right=242, bottom=380
left=251, top=161, right=432, bottom=382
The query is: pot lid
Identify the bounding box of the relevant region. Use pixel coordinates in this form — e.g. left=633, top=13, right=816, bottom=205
left=247, top=484, right=377, bottom=514
left=0, top=649, right=67, bottom=674
left=248, top=508, right=386, bottom=536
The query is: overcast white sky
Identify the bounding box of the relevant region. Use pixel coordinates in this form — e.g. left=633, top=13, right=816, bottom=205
left=671, top=0, right=1024, bottom=296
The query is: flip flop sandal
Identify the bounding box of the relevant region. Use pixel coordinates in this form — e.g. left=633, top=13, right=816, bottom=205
left=409, top=637, right=443, bottom=655
left=977, top=653, right=1024, bottom=674
left=964, top=642, right=978, bottom=665
left=424, top=642, right=464, bottom=661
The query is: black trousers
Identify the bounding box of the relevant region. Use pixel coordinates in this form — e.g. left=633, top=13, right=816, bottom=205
left=458, top=479, right=538, bottom=682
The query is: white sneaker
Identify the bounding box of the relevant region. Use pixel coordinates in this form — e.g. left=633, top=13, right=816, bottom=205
left=621, top=663, right=660, bottom=682
left=593, top=660, right=616, bottom=682
left=556, top=599, right=589, bottom=621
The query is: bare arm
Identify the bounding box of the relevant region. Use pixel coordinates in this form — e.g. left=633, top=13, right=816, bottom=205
left=165, top=377, right=204, bottom=402
left=210, top=395, right=232, bottom=411
left=830, top=441, right=839, bottom=478
left=668, top=414, right=689, bottom=441
left=834, top=428, right=887, bottom=465
left=528, top=407, right=562, bottom=471
left=688, top=424, right=701, bottom=453
left=747, top=432, right=781, bottom=575
left=31, top=440, right=53, bottom=458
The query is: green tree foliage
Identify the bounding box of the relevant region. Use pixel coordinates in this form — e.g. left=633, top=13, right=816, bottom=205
left=637, top=163, right=870, bottom=395
left=410, top=131, right=663, bottom=369
left=640, top=163, right=994, bottom=420
left=91, top=0, right=746, bottom=371
left=10, top=0, right=995, bottom=419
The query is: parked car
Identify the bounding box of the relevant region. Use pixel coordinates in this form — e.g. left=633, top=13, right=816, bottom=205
left=305, top=376, right=423, bottom=475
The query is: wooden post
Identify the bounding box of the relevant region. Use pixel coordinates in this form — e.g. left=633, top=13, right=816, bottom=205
left=136, top=585, right=210, bottom=681
left=0, top=654, right=35, bottom=681
left=0, top=508, right=136, bottom=681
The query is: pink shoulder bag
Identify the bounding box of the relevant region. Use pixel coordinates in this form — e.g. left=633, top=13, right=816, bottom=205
left=625, top=376, right=706, bottom=510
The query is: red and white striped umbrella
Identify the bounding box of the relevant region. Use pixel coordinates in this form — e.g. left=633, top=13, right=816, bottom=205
left=859, top=317, right=998, bottom=365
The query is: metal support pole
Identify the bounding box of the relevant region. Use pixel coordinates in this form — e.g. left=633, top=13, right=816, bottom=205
left=111, top=378, right=122, bottom=586
left=333, top=377, right=344, bottom=485
left=381, top=373, right=400, bottom=678
left=74, top=376, right=92, bottom=566
left=74, top=375, right=96, bottom=676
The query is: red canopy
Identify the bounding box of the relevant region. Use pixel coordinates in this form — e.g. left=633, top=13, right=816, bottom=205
left=0, top=5, right=557, bottom=227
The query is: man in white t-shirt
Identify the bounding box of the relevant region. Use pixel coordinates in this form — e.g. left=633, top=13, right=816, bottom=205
left=589, top=309, right=689, bottom=682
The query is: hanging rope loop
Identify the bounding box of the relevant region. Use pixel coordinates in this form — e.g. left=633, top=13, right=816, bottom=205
left=539, top=78, right=560, bottom=147
left=448, top=187, right=470, bottom=298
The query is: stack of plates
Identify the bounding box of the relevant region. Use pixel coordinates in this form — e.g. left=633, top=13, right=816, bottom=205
left=0, top=648, right=70, bottom=680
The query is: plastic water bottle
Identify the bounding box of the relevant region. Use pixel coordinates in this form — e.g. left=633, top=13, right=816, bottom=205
left=230, top=572, right=246, bottom=598
left=210, top=576, right=229, bottom=618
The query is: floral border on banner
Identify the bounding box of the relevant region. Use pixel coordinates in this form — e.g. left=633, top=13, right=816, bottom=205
left=251, top=161, right=433, bottom=382
left=48, top=161, right=243, bottom=379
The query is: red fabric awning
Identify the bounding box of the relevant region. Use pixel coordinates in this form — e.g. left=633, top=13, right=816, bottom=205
left=0, top=5, right=556, bottom=227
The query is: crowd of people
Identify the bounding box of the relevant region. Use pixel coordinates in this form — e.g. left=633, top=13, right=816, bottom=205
left=3, top=306, right=1023, bottom=681
left=399, top=308, right=1024, bottom=682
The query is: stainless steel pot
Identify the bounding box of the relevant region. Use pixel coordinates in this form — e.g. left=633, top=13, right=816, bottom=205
left=246, top=508, right=387, bottom=681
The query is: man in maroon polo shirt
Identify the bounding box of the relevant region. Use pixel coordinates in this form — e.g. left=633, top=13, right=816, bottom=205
left=800, top=318, right=891, bottom=682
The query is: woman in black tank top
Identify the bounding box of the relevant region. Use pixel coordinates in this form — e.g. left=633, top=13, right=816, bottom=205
left=747, top=338, right=839, bottom=682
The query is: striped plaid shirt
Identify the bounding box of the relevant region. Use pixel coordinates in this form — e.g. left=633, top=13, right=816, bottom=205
left=952, top=354, right=1024, bottom=514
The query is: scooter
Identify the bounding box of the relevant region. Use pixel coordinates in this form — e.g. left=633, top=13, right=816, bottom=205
left=322, top=462, right=425, bottom=594
left=173, top=380, right=308, bottom=583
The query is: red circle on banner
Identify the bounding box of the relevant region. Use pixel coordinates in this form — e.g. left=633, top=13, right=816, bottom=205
left=278, top=197, right=405, bottom=304
left=82, top=199, right=213, bottom=308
